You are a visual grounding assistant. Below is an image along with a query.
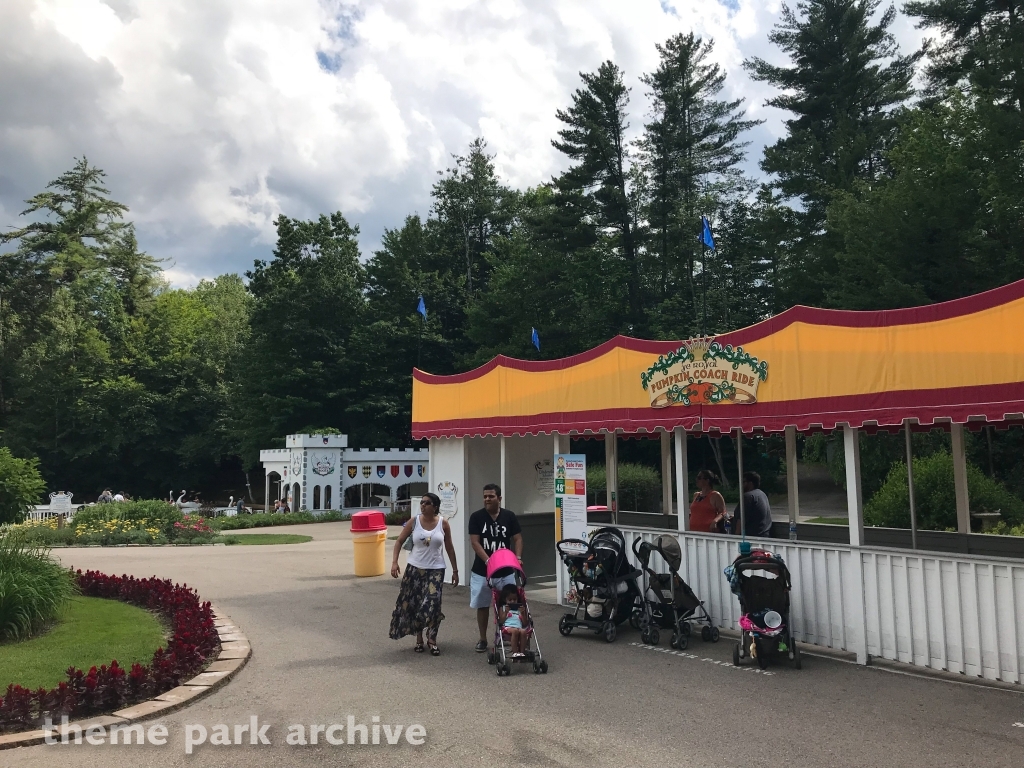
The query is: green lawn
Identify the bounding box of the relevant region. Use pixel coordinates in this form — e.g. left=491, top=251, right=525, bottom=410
left=0, top=596, right=166, bottom=690
left=217, top=533, right=312, bottom=545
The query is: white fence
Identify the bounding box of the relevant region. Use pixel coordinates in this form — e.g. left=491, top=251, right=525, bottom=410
left=616, top=526, right=1024, bottom=685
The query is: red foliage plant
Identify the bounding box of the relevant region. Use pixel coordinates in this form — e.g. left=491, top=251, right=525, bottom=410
left=0, top=571, right=219, bottom=733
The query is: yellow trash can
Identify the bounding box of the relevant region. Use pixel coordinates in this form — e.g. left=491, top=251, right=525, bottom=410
left=351, top=510, right=388, bottom=576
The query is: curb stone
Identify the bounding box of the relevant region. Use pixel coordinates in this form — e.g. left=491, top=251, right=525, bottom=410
left=0, top=605, right=250, bottom=750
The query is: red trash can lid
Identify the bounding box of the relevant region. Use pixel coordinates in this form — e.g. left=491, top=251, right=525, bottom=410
left=351, top=510, right=387, bottom=532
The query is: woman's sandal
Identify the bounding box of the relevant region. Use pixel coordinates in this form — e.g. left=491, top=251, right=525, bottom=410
left=428, top=643, right=440, bottom=656
left=414, top=641, right=425, bottom=653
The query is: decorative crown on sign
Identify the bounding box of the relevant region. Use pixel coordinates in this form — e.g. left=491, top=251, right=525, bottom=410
left=682, top=336, right=714, bottom=364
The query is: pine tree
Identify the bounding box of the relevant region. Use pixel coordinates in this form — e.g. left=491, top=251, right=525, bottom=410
left=745, top=1, right=918, bottom=230
left=552, top=62, right=643, bottom=327
left=906, top=0, right=1024, bottom=113
left=639, top=33, right=760, bottom=336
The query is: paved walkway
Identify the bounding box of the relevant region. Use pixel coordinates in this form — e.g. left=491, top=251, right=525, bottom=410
left=6, top=522, right=1023, bottom=767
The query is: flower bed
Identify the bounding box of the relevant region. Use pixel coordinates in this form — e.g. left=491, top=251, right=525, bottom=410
left=0, top=571, right=219, bottom=733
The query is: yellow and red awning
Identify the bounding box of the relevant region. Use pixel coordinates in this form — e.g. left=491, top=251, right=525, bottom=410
left=412, top=280, right=1024, bottom=437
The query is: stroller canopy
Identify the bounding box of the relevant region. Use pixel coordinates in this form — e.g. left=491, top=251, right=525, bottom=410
left=652, top=535, right=681, bottom=572
left=486, top=547, right=525, bottom=583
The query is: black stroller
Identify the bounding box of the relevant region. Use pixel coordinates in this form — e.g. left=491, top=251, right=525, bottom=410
left=631, top=535, right=718, bottom=649
left=725, top=547, right=801, bottom=669
left=557, top=527, right=643, bottom=643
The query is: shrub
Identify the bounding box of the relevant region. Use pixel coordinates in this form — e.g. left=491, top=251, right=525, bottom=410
left=865, top=450, right=1024, bottom=530
left=0, top=529, right=76, bottom=641
left=587, top=463, right=663, bottom=512
left=73, top=500, right=183, bottom=534
left=211, top=511, right=345, bottom=531
left=0, top=449, right=46, bottom=525
left=0, top=571, right=219, bottom=732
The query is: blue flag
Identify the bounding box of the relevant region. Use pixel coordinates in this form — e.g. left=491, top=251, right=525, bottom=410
left=416, top=295, right=427, bottom=319
left=531, top=327, right=540, bottom=351
left=701, top=216, right=716, bottom=250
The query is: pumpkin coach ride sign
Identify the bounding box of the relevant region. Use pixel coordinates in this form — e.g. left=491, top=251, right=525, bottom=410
left=641, top=337, right=768, bottom=407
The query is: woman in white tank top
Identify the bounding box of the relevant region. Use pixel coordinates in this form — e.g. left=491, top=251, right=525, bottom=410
left=389, top=493, right=458, bottom=655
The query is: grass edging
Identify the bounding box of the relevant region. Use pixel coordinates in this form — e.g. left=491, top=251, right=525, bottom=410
left=0, top=605, right=250, bottom=750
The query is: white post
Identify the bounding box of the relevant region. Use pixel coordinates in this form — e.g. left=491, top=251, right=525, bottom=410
left=605, top=430, right=618, bottom=523
left=844, top=424, right=869, bottom=664
left=951, top=423, right=971, bottom=534
left=735, top=429, right=745, bottom=537
left=905, top=420, right=917, bottom=549
left=660, top=430, right=672, bottom=518
left=674, top=427, right=688, bottom=533
left=553, top=431, right=571, bottom=605
left=500, top=435, right=507, bottom=502
left=785, top=426, right=800, bottom=536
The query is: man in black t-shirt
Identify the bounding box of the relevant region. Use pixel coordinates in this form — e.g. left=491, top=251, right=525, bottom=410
left=468, top=483, right=523, bottom=652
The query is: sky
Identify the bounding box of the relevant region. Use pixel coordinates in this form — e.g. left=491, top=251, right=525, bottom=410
left=0, top=0, right=928, bottom=287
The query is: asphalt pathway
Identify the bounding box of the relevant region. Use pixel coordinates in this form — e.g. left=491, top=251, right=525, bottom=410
left=5, top=522, right=1023, bottom=767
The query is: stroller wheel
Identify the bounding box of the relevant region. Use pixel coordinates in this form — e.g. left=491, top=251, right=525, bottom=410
left=558, top=615, right=574, bottom=636
left=671, top=631, right=688, bottom=650
left=792, top=643, right=802, bottom=670
left=648, top=627, right=660, bottom=646
left=681, top=621, right=691, bottom=636
left=487, top=649, right=496, bottom=665
left=701, top=625, right=712, bottom=642
left=710, top=626, right=720, bottom=643
left=539, top=660, right=548, bottom=673
left=732, top=643, right=740, bottom=666
left=602, top=621, right=617, bottom=643
left=629, top=610, right=641, bottom=630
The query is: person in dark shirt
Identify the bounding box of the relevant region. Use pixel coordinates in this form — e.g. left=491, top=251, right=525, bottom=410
left=732, top=471, right=774, bottom=537
left=468, top=483, right=523, bottom=652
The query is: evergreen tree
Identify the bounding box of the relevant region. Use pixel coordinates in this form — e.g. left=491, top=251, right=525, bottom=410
left=233, top=213, right=365, bottom=464
left=552, top=62, right=643, bottom=328
left=639, top=33, right=760, bottom=337
left=745, top=1, right=918, bottom=233
left=906, top=0, right=1024, bottom=112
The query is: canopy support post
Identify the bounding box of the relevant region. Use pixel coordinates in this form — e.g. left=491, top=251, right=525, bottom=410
left=951, top=423, right=971, bottom=534
left=905, top=420, right=917, bottom=549
left=843, top=424, right=869, bottom=664
left=660, top=430, right=672, bottom=518
left=264, top=473, right=270, bottom=514
left=500, top=435, right=507, bottom=505
left=605, top=431, right=618, bottom=524
left=785, top=426, right=800, bottom=538
left=735, top=429, right=745, bottom=538
left=674, top=428, right=688, bottom=533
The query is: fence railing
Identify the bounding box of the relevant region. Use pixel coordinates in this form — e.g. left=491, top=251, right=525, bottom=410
left=615, top=525, right=1024, bottom=685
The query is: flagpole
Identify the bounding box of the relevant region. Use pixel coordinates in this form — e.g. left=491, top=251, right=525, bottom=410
left=701, top=238, right=707, bottom=336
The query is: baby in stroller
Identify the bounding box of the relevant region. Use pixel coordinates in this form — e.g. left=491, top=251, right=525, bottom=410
left=498, top=584, right=528, bottom=656
left=486, top=548, right=548, bottom=676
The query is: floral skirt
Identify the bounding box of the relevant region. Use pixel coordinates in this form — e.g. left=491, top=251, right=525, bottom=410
left=389, top=565, right=446, bottom=642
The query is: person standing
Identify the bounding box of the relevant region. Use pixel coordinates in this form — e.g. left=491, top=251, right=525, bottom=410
left=389, top=493, right=459, bottom=655
left=468, top=484, right=523, bottom=652
left=689, top=469, right=727, bottom=532
left=733, top=471, right=774, bottom=537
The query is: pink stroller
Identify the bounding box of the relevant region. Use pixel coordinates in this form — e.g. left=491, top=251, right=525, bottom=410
left=485, top=549, right=549, bottom=676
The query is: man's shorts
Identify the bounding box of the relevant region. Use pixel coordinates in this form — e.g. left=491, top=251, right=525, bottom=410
left=469, top=571, right=516, bottom=609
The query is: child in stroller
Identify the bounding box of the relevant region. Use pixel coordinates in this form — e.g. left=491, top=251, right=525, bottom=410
left=557, top=527, right=643, bottom=643
left=498, top=584, right=528, bottom=656
left=632, top=534, right=719, bottom=649
left=725, top=545, right=801, bottom=669
left=486, top=548, right=548, bottom=676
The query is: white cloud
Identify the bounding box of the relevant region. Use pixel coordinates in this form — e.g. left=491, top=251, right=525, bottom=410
left=0, top=0, right=927, bottom=287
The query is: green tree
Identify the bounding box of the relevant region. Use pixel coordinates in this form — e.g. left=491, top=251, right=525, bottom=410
left=233, top=213, right=365, bottom=465
left=552, top=62, right=643, bottom=328
left=826, top=93, right=1024, bottom=307
left=906, top=0, right=1024, bottom=112
left=745, top=1, right=918, bottom=306
left=0, top=448, right=46, bottom=524
left=639, top=33, right=760, bottom=336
